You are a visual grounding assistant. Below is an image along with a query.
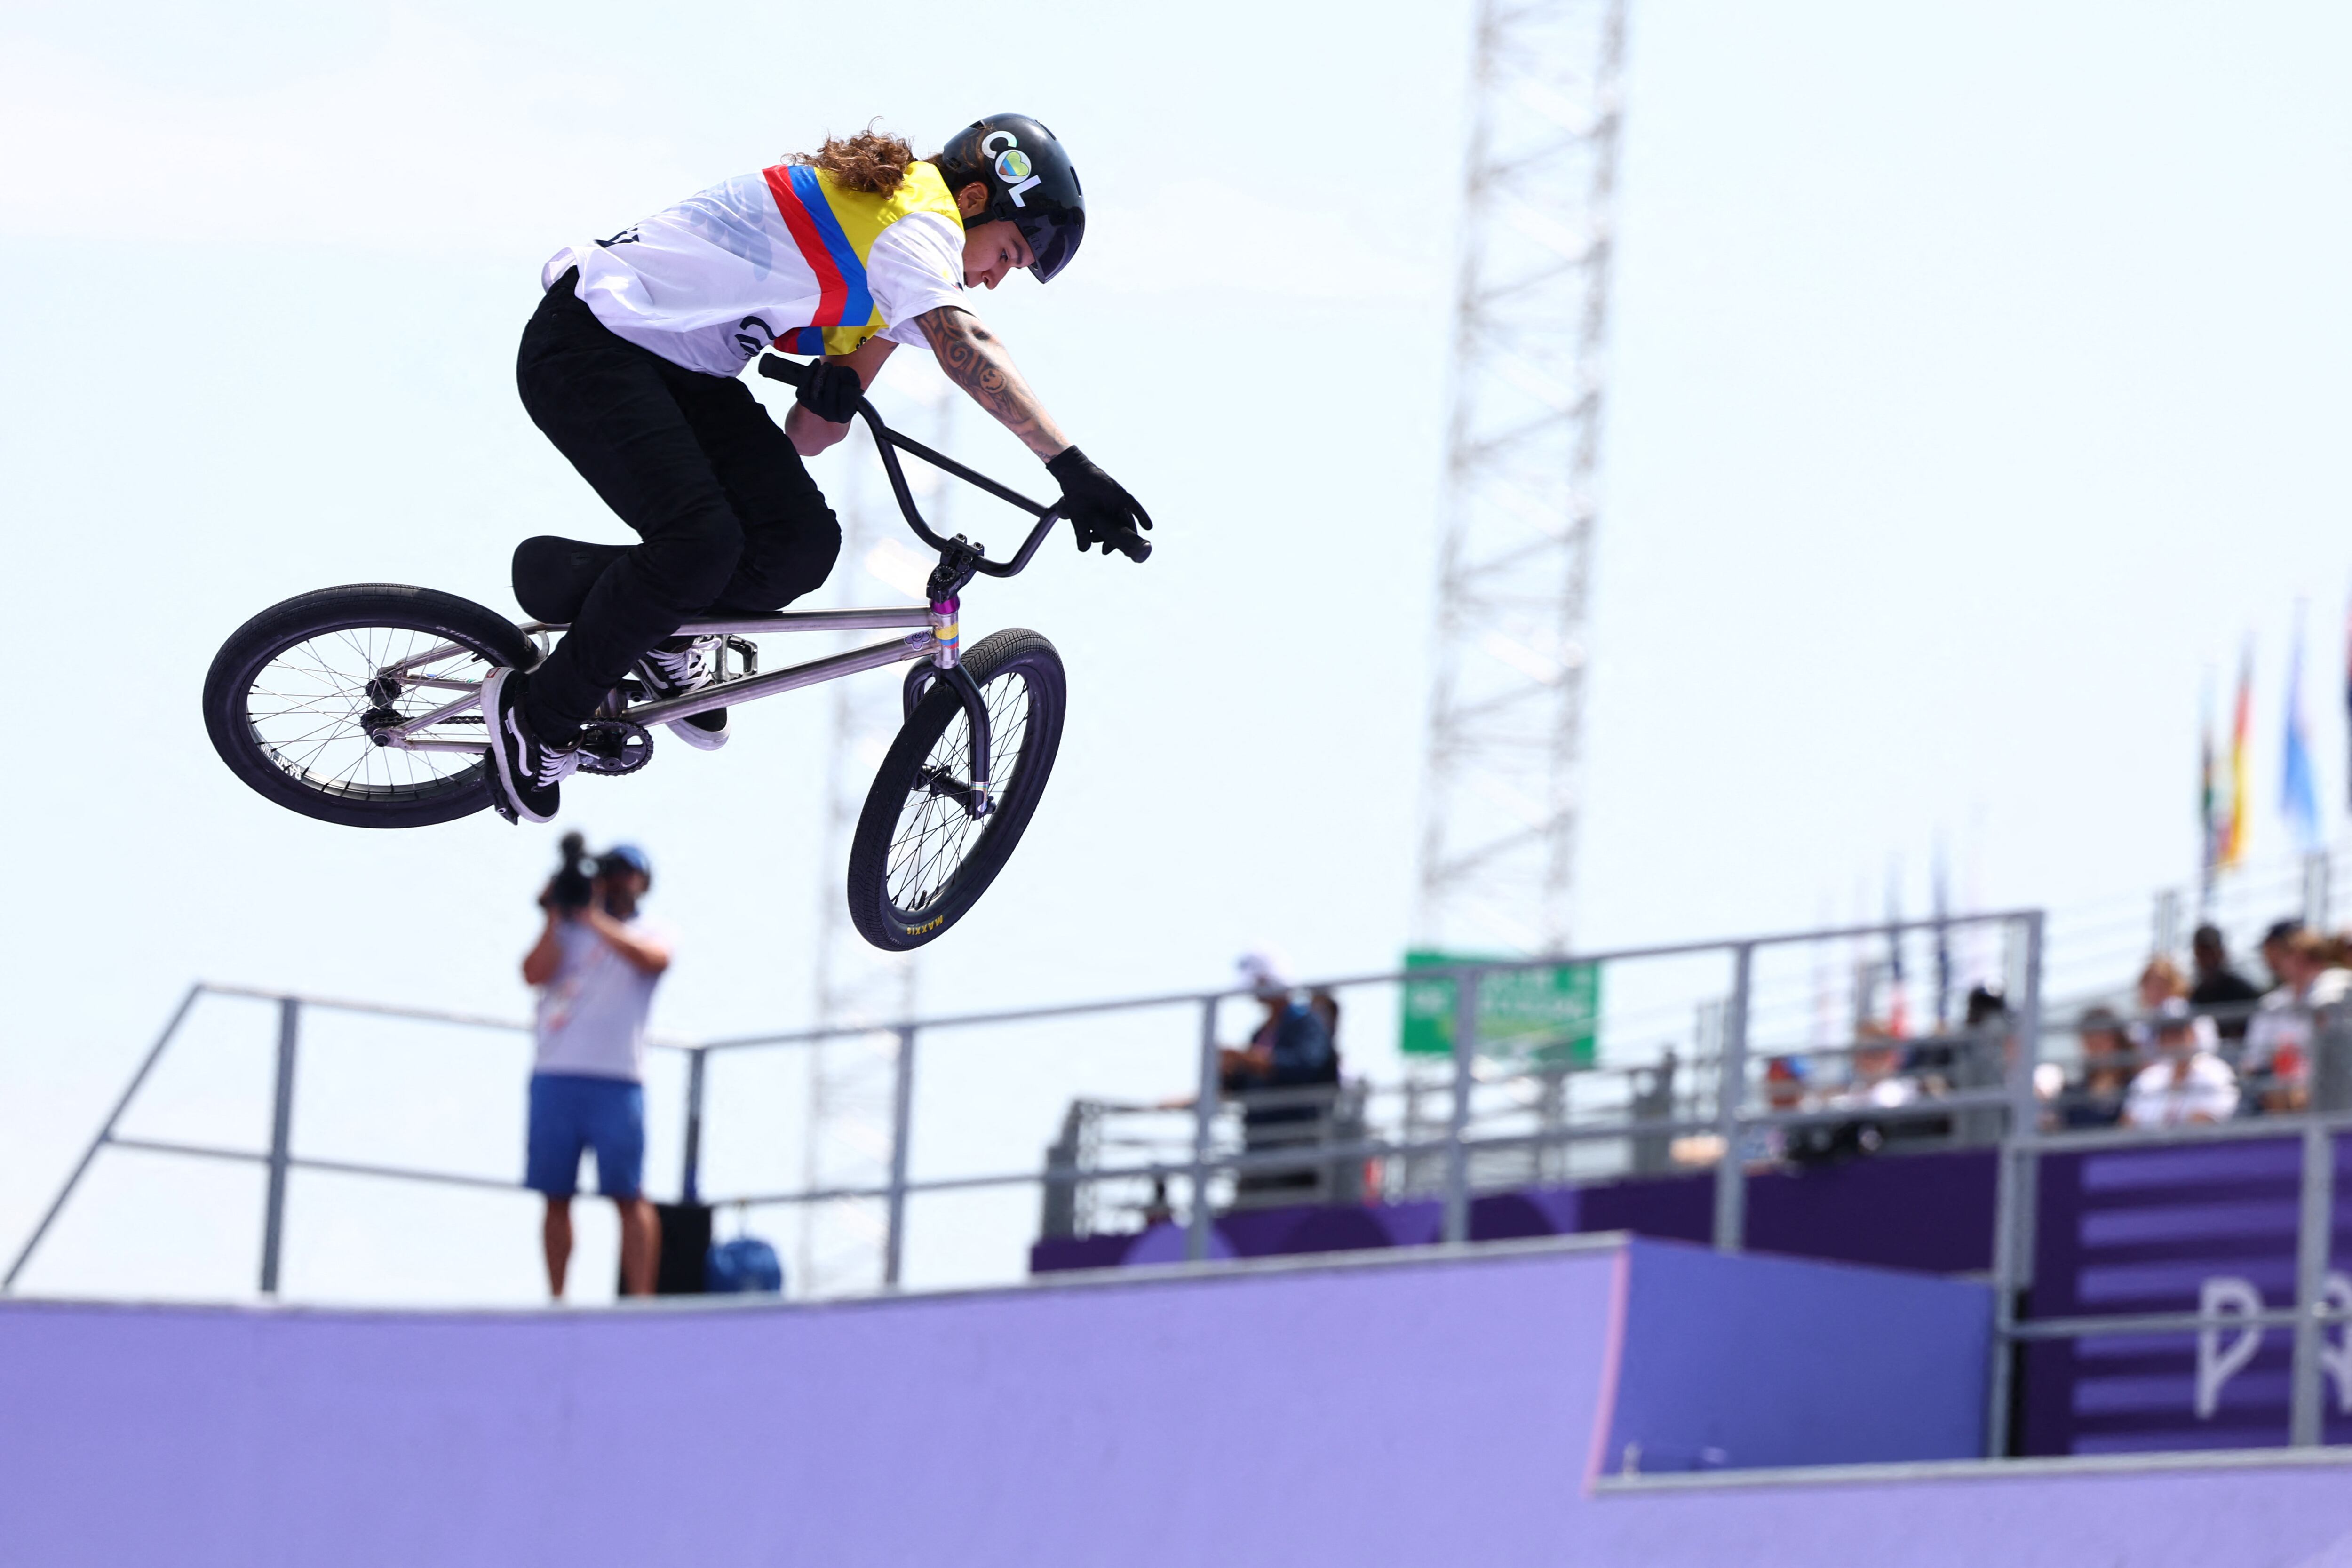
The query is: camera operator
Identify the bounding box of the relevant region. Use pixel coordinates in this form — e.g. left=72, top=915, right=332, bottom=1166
left=521, top=835, right=672, bottom=1298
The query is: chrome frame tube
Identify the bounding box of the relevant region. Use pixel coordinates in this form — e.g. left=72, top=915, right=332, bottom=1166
left=393, top=690, right=483, bottom=740
left=518, top=605, right=931, bottom=638
left=626, top=631, right=932, bottom=727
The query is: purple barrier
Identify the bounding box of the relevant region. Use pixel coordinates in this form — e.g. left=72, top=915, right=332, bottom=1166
left=2025, top=1134, right=2352, bottom=1455
left=1598, top=1245, right=1990, bottom=1474
left=1032, top=1148, right=1997, bottom=1278
left=4, top=1237, right=2346, bottom=1567
left=1585, top=1456, right=2352, bottom=1568
left=4, top=1245, right=1624, bottom=1568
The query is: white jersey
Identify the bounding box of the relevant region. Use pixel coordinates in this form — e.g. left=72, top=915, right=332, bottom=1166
left=532, top=916, right=670, bottom=1082
left=542, top=162, right=969, bottom=378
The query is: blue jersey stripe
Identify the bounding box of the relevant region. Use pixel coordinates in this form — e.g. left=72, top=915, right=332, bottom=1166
left=781, top=326, right=825, bottom=354
left=786, top=166, right=873, bottom=328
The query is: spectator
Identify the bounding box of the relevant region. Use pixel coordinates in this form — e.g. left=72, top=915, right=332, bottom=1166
left=1307, top=987, right=1341, bottom=1043
left=1787, top=1026, right=1915, bottom=1165
left=2122, top=997, right=2239, bottom=1128
left=521, top=838, right=672, bottom=1299
left=2189, top=924, right=2263, bottom=1051
left=2136, top=955, right=2188, bottom=1013
left=1947, top=984, right=2012, bottom=1145
left=2061, top=1006, right=2132, bottom=1129
left=2258, top=918, right=2304, bottom=990
left=2244, top=928, right=2352, bottom=1113
left=1832, top=1026, right=1919, bottom=1114
left=2126, top=954, right=2191, bottom=1062
left=1220, top=951, right=1337, bottom=1199
left=1221, top=952, right=1337, bottom=1088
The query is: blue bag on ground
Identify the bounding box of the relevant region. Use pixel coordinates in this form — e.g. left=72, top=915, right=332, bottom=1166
left=706, top=1236, right=784, bottom=1294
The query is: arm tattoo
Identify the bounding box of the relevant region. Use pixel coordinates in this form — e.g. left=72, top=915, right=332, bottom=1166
left=915, top=306, right=1069, bottom=457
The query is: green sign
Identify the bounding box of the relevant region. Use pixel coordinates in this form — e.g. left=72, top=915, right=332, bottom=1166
left=1399, top=950, right=1601, bottom=1066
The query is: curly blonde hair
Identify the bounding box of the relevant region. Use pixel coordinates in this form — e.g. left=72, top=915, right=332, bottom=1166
left=789, top=125, right=917, bottom=195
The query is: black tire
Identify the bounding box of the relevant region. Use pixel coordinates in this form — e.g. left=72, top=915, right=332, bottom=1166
left=203, top=584, right=538, bottom=829
left=846, top=628, right=1067, bottom=950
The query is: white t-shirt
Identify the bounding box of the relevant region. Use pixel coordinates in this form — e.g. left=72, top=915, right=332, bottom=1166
left=2122, top=1052, right=2240, bottom=1128
left=532, top=916, right=669, bottom=1082
left=2242, top=969, right=2352, bottom=1080
left=542, top=168, right=968, bottom=377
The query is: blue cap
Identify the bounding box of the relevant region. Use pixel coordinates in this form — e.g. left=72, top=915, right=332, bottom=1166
left=602, top=844, right=652, bottom=878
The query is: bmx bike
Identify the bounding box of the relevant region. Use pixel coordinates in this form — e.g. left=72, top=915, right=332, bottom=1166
left=201, top=353, right=1150, bottom=951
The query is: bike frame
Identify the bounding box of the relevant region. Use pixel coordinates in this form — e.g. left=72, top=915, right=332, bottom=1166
left=373, top=360, right=1104, bottom=810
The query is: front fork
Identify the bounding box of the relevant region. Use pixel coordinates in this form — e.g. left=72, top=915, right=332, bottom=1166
left=913, top=595, right=992, bottom=819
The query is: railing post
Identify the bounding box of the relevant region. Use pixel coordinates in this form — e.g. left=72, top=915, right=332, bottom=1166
left=4, top=984, right=204, bottom=1294
left=1187, top=997, right=1221, bottom=1262
left=1712, top=945, right=1753, bottom=1253
left=259, top=997, right=300, bottom=1297
left=1443, top=968, right=1481, bottom=1245
left=680, top=1047, right=707, bottom=1205
left=2291, top=1120, right=2334, bottom=1446
left=1985, top=910, right=2046, bottom=1458
left=882, top=1027, right=917, bottom=1289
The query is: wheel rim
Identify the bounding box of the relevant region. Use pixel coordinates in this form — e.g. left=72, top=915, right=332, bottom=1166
left=243, top=622, right=498, bottom=804
left=884, top=664, right=1037, bottom=916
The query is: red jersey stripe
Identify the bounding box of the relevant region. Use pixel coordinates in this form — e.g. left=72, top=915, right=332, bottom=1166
left=764, top=165, right=846, bottom=327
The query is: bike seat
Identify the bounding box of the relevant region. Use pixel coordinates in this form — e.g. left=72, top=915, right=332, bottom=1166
left=512, top=536, right=628, bottom=623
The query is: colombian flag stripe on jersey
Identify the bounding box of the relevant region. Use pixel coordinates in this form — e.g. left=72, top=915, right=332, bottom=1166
left=776, top=166, right=874, bottom=329
left=778, top=326, right=826, bottom=355
left=764, top=166, right=845, bottom=324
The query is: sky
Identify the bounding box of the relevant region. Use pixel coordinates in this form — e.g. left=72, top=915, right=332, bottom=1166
left=3, top=0, right=2351, bottom=1303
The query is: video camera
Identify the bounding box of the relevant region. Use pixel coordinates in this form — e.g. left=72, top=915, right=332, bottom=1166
left=548, top=832, right=599, bottom=914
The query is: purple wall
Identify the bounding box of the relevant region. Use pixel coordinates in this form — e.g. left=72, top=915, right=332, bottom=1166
left=1603, top=1245, right=1989, bottom=1473
left=1585, top=1458, right=2352, bottom=1568
left=3, top=1237, right=2345, bottom=1567
left=1033, top=1148, right=1998, bottom=1278
left=2026, top=1134, right=2352, bottom=1455
left=0, top=1245, right=1623, bottom=1568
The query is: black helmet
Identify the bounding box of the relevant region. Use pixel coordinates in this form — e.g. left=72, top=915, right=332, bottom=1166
left=935, top=113, right=1085, bottom=282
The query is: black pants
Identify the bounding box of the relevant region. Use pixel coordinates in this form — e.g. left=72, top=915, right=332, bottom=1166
left=516, top=272, right=841, bottom=738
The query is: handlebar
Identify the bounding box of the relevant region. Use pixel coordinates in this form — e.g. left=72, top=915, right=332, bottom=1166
left=756, top=354, right=1151, bottom=570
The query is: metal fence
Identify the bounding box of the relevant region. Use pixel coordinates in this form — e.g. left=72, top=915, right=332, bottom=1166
left=12, top=905, right=2352, bottom=1460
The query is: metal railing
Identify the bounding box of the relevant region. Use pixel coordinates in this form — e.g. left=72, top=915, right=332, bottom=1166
left=13, top=907, right=2352, bottom=1462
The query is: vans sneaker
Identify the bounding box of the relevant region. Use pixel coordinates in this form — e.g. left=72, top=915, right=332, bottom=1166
left=482, top=667, right=579, bottom=825
left=636, top=635, right=729, bottom=751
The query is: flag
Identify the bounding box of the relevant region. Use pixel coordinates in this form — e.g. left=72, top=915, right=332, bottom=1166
left=2284, top=605, right=2321, bottom=852
left=1931, top=844, right=1952, bottom=1033
left=1883, top=864, right=1908, bottom=1039
left=2225, top=645, right=2252, bottom=869
left=2343, top=589, right=2352, bottom=812
left=2200, top=672, right=2220, bottom=890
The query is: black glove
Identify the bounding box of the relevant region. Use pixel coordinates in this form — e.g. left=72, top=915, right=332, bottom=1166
left=1045, top=446, right=1153, bottom=556
left=795, top=361, right=865, bottom=424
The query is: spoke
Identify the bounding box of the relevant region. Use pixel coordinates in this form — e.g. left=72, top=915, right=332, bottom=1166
left=883, top=667, right=1037, bottom=912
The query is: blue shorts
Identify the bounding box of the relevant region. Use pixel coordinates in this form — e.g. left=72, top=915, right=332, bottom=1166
left=525, top=1073, right=646, bottom=1199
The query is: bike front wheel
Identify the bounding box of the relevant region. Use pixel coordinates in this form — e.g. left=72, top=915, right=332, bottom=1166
left=203, top=584, right=538, bottom=829
left=846, top=628, right=1067, bottom=950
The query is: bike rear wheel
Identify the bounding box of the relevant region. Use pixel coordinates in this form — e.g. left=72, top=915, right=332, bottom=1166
left=203, top=584, right=538, bottom=829
left=846, top=628, right=1067, bottom=950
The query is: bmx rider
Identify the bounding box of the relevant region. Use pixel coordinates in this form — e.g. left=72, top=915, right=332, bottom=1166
left=484, top=113, right=1152, bottom=824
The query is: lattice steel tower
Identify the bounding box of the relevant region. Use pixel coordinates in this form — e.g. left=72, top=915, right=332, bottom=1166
left=1415, top=0, right=1627, bottom=955
left=798, top=372, right=953, bottom=1296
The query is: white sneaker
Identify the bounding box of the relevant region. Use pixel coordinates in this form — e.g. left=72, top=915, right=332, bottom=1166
left=636, top=636, right=729, bottom=752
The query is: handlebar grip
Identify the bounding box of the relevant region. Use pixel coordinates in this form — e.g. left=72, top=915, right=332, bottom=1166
left=1105, top=525, right=1153, bottom=563
left=755, top=353, right=812, bottom=389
